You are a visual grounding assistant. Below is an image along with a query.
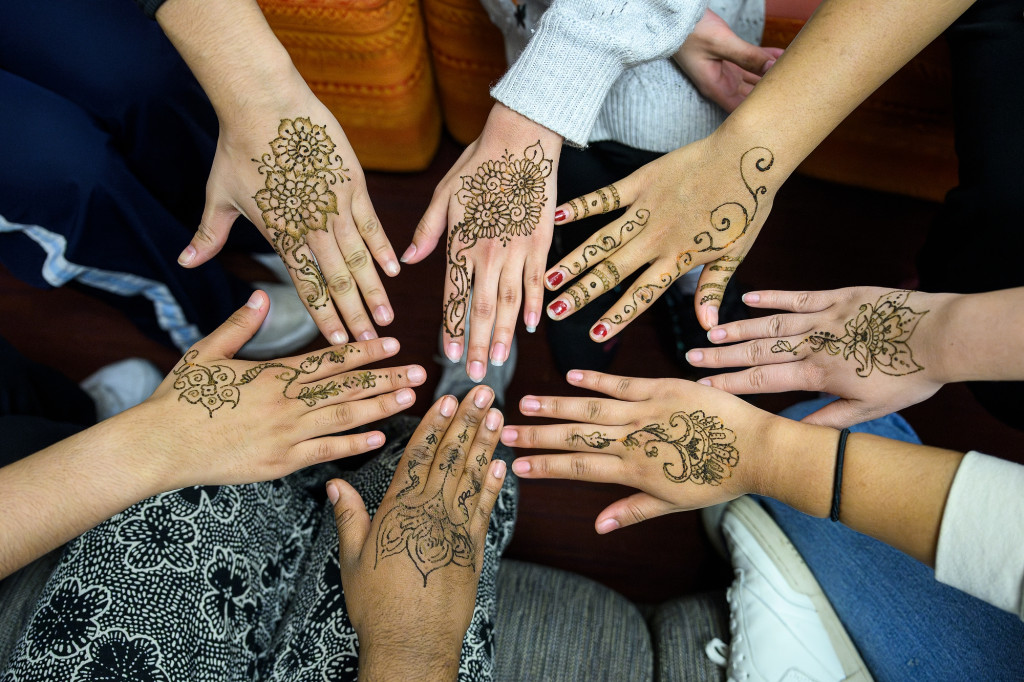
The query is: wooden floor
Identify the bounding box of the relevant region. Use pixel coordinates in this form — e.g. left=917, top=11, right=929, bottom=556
left=2, top=134, right=1021, bottom=604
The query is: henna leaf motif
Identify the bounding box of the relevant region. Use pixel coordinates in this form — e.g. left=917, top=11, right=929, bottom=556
left=375, top=490, right=474, bottom=587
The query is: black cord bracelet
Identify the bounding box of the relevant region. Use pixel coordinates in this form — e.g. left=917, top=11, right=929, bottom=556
left=830, top=428, right=851, bottom=523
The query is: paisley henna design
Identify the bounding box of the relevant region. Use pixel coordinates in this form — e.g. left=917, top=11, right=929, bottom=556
left=443, top=142, right=553, bottom=338
left=620, top=410, right=739, bottom=485
left=771, top=290, right=929, bottom=377
left=252, top=117, right=350, bottom=310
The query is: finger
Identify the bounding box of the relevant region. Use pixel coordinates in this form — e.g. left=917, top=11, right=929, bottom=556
left=800, top=399, right=869, bottom=430
left=565, top=369, right=655, bottom=402
left=350, top=186, right=400, bottom=277
left=393, top=394, right=459, bottom=499
left=702, top=313, right=815, bottom=346
left=512, top=391, right=636, bottom=425
left=190, top=291, right=269, bottom=359
left=403, top=187, right=449, bottom=264
left=547, top=256, right=632, bottom=321
left=522, top=252, right=545, bottom=334
left=427, top=386, right=494, bottom=505
left=466, top=271, right=500, bottom=383
left=545, top=208, right=650, bottom=290
left=299, top=386, right=418, bottom=437
left=509, top=452, right=626, bottom=484
left=596, top=492, right=681, bottom=533
left=737, top=289, right=837, bottom=314
left=295, top=364, right=428, bottom=408
left=283, top=240, right=350, bottom=345
left=177, top=192, right=237, bottom=268
left=685, top=336, right=813, bottom=370
left=588, top=264, right=678, bottom=341
left=469, top=458, right=507, bottom=540
left=455, top=407, right=503, bottom=521
left=333, top=217, right=394, bottom=329
left=552, top=178, right=636, bottom=226
left=697, top=363, right=823, bottom=396
left=329, top=477, right=371, bottom=568
left=289, top=430, right=387, bottom=470
left=714, top=35, right=778, bottom=77
left=278, top=337, right=399, bottom=384
left=490, top=270, right=521, bottom=367
left=441, top=227, right=472, bottom=362
left=694, top=253, right=745, bottom=329
left=308, top=229, right=376, bottom=341
left=501, top=422, right=627, bottom=453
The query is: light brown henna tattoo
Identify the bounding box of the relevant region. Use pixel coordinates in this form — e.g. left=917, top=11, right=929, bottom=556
left=558, top=209, right=650, bottom=278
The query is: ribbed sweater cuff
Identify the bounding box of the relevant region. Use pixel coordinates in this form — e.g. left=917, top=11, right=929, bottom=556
left=135, top=0, right=168, bottom=19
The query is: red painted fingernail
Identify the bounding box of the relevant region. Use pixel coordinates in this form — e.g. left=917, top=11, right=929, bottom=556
left=554, top=209, right=566, bottom=223
left=546, top=271, right=563, bottom=287
left=548, top=300, right=568, bottom=317
left=592, top=322, right=609, bottom=338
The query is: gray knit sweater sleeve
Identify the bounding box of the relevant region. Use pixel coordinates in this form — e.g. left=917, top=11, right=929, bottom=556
left=488, top=0, right=708, bottom=147
left=134, top=0, right=168, bottom=19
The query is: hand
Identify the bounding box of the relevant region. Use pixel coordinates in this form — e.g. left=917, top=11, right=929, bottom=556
left=403, top=103, right=562, bottom=381
left=674, top=9, right=783, bottom=113
left=501, top=371, right=774, bottom=532
left=329, top=387, right=507, bottom=680
left=139, top=289, right=425, bottom=488
left=544, top=137, right=779, bottom=340
left=686, top=287, right=948, bottom=428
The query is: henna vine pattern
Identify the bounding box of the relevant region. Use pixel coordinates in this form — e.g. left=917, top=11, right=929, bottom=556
left=253, top=118, right=350, bottom=310
left=443, top=142, right=552, bottom=338
left=771, top=290, right=929, bottom=377
left=172, top=345, right=362, bottom=417
left=558, top=208, right=649, bottom=279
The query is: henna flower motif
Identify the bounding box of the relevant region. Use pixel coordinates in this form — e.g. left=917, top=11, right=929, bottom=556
left=462, top=191, right=510, bottom=240
left=622, top=410, right=738, bottom=485
left=173, top=359, right=239, bottom=417
left=254, top=171, right=338, bottom=240
left=502, top=156, right=547, bottom=207
left=843, top=291, right=926, bottom=377
left=375, top=490, right=474, bottom=586
left=270, top=117, right=336, bottom=175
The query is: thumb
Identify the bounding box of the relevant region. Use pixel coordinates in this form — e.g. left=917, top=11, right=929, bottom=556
left=597, top=492, right=678, bottom=533
left=402, top=191, right=449, bottom=265
left=694, top=252, right=744, bottom=329
left=328, top=478, right=371, bottom=567
left=712, top=32, right=778, bottom=77
left=177, top=190, right=239, bottom=268
left=192, top=290, right=270, bottom=359
left=800, top=399, right=864, bottom=430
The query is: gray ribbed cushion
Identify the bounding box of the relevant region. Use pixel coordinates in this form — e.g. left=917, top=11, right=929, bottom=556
left=649, top=590, right=729, bottom=682
left=494, top=559, right=653, bottom=681
left=0, top=548, right=62, bottom=669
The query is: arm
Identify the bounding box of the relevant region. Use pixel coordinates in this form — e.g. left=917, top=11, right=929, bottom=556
left=687, top=287, right=1024, bottom=427
left=0, top=291, right=426, bottom=579
left=155, top=0, right=400, bottom=345
left=544, top=0, right=975, bottom=337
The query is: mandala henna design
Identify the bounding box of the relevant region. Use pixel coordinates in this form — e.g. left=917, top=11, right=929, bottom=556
left=253, top=117, right=350, bottom=311
left=172, top=346, right=362, bottom=417
left=443, top=142, right=553, bottom=338
left=771, top=290, right=929, bottom=377
left=622, top=410, right=739, bottom=485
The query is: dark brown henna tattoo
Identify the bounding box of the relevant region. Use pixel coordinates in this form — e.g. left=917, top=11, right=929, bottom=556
left=558, top=209, right=650, bottom=278
left=621, top=410, right=739, bottom=485
left=252, top=118, right=349, bottom=310
left=771, top=290, right=929, bottom=377
left=568, top=431, right=615, bottom=449
left=443, top=142, right=553, bottom=338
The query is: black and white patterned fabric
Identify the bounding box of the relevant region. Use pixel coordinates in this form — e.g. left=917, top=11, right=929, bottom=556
left=1, top=416, right=518, bottom=681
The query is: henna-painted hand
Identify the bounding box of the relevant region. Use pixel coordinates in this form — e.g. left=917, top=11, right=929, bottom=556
left=177, top=97, right=400, bottom=346
left=673, top=9, right=783, bottom=113
left=403, top=103, right=561, bottom=382
left=329, top=387, right=507, bottom=680
left=501, top=371, right=773, bottom=533
left=687, top=287, right=948, bottom=428
left=143, top=289, right=424, bottom=488
left=544, top=138, right=776, bottom=341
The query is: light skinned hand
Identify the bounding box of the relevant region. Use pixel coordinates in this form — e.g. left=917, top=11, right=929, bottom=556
left=403, top=103, right=562, bottom=382
left=674, top=9, right=783, bottom=113
left=141, top=289, right=424, bottom=489
left=501, top=371, right=775, bottom=533
left=544, top=137, right=778, bottom=340
left=330, top=387, right=507, bottom=679
left=686, top=287, right=949, bottom=428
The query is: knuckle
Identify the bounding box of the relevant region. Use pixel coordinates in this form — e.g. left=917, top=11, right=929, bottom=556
left=526, top=270, right=543, bottom=288
left=376, top=395, right=391, bottom=416
left=327, top=272, right=355, bottom=295
left=472, top=299, right=495, bottom=319
left=331, top=403, right=353, bottom=426
left=359, top=216, right=381, bottom=237
left=225, top=309, right=250, bottom=331
left=344, top=249, right=370, bottom=271
left=624, top=502, right=648, bottom=525
left=407, top=443, right=433, bottom=463
left=747, top=367, right=769, bottom=390
left=585, top=400, right=603, bottom=421
left=767, top=314, right=783, bottom=337
left=570, top=455, right=590, bottom=480
left=795, top=292, right=812, bottom=311
left=414, top=220, right=433, bottom=240
left=308, top=440, right=336, bottom=467
left=500, top=285, right=518, bottom=307
left=745, top=341, right=765, bottom=365
left=616, top=378, right=632, bottom=396
left=194, top=221, right=216, bottom=245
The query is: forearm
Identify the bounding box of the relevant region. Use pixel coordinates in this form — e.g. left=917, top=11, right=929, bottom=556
left=358, top=641, right=460, bottom=681
left=0, top=411, right=167, bottom=578
left=761, top=417, right=964, bottom=566
left=930, top=288, right=1024, bottom=383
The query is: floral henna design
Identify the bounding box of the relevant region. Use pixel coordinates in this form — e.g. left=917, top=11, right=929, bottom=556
left=172, top=345, right=365, bottom=417
left=443, top=142, right=553, bottom=338
left=771, top=290, right=929, bottom=377
left=253, top=118, right=350, bottom=310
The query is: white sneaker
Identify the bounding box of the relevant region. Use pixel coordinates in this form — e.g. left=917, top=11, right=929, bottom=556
left=717, top=496, right=872, bottom=682
left=237, top=282, right=321, bottom=360
left=80, top=358, right=164, bottom=421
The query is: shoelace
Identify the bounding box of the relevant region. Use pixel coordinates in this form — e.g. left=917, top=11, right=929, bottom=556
left=704, top=570, right=752, bottom=681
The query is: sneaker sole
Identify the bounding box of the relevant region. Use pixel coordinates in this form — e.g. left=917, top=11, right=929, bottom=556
left=725, top=496, right=873, bottom=682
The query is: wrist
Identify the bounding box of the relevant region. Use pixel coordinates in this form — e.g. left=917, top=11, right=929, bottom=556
left=481, top=103, right=563, bottom=149
left=754, top=414, right=837, bottom=518
left=358, top=637, right=460, bottom=682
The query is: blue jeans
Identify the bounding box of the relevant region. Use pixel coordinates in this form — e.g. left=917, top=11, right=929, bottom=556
left=760, top=398, right=1024, bottom=680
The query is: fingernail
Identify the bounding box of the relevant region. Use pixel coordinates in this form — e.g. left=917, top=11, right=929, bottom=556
left=526, top=312, right=539, bottom=333
left=501, top=427, right=518, bottom=444
left=492, top=459, right=506, bottom=478
left=521, top=397, right=540, bottom=412
left=485, top=410, right=501, bottom=431
left=359, top=330, right=376, bottom=341
left=396, top=389, right=415, bottom=405
left=742, top=292, right=760, bottom=304
left=385, top=260, right=400, bottom=276
left=686, top=349, right=703, bottom=363
left=490, top=343, right=507, bottom=367
left=177, top=245, right=196, bottom=266
left=512, top=459, right=531, bottom=475
left=763, top=59, right=776, bottom=73
left=331, top=331, right=348, bottom=345
left=547, top=300, right=568, bottom=318
left=567, top=370, right=584, bottom=382
left=554, top=208, right=566, bottom=223
left=697, top=378, right=712, bottom=386
left=708, top=328, right=727, bottom=342
left=367, top=432, right=384, bottom=447
left=546, top=271, right=563, bottom=288
left=245, top=291, right=263, bottom=310
left=400, top=244, right=416, bottom=263
left=592, top=322, right=609, bottom=339
left=374, top=306, right=392, bottom=324
left=474, top=386, right=493, bottom=408
left=707, top=306, right=720, bottom=327
left=326, top=481, right=339, bottom=505
left=597, top=518, right=620, bottom=534
left=407, top=365, right=426, bottom=382
left=469, top=361, right=486, bottom=383
left=381, top=337, right=399, bottom=353
left=446, top=342, right=462, bottom=363
left=440, top=395, right=456, bottom=417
